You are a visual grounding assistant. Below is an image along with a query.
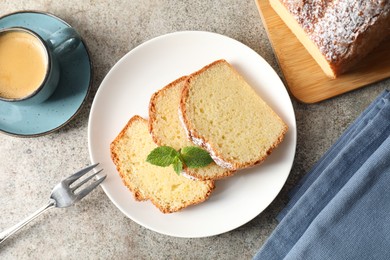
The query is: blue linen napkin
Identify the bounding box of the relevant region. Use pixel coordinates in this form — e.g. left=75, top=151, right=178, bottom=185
left=254, top=90, right=390, bottom=260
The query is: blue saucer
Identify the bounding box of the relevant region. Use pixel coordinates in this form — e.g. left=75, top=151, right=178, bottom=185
left=0, top=11, right=92, bottom=137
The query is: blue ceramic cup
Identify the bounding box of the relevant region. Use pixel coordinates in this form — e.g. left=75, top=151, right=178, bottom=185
left=0, top=26, right=81, bottom=105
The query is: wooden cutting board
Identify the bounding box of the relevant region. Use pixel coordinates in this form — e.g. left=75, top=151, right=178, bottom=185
left=255, top=0, right=390, bottom=103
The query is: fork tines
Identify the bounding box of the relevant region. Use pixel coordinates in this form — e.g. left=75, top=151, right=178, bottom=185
left=65, top=163, right=106, bottom=199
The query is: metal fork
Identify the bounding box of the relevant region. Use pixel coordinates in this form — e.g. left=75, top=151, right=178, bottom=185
left=0, top=164, right=106, bottom=245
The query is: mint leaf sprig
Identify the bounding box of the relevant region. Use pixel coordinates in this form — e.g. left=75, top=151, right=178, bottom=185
left=146, top=146, right=213, bottom=175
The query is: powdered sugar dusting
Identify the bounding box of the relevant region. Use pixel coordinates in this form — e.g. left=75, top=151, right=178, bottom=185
left=178, top=107, right=234, bottom=170
left=281, top=0, right=390, bottom=63
left=204, top=142, right=234, bottom=169
left=181, top=171, right=199, bottom=181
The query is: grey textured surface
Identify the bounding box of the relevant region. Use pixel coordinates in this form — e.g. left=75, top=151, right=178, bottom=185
left=1, top=0, right=389, bottom=259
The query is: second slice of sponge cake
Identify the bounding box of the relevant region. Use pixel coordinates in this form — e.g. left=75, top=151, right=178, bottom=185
left=149, top=76, right=234, bottom=180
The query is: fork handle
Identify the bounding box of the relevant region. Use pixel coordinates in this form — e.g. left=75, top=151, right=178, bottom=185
left=0, top=200, right=56, bottom=245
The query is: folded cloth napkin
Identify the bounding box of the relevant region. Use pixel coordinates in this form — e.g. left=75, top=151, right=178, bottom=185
left=254, top=90, right=390, bottom=260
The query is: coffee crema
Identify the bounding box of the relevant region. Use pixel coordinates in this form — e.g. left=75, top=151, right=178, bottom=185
left=0, top=30, right=48, bottom=99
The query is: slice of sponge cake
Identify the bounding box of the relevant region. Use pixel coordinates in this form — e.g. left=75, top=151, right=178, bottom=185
left=179, top=59, right=288, bottom=170
left=110, top=115, right=215, bottom=213
left=149, top=76, right=234, bottom=180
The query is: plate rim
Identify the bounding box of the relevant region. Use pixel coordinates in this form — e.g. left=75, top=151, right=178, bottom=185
left=88, top=30, right=297, bottom=237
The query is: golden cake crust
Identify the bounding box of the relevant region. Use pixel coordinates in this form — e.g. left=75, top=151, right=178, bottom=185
left=273, top=0, right=390, bottom=77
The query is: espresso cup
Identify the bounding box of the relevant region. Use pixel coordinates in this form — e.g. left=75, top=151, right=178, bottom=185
left=0, top=26, right=81, bottom=105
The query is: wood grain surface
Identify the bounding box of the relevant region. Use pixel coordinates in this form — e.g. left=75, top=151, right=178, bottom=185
left=255, top=0, right=390, bottom=103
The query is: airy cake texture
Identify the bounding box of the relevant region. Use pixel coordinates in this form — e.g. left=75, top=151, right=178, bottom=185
left=149, top=76, right=235, bottom=180
left=110, top=115, right=215, bottom=213
left=179, top=59, right=288, bottom=170
left=271, top=0, right=390, bottom=78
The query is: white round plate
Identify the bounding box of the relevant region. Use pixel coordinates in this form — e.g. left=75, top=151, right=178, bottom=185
left=88, top=31, right=296, bottom=238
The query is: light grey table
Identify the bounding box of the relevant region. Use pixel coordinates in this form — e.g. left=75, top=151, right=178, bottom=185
left=1, top=1, right=389, bottom=259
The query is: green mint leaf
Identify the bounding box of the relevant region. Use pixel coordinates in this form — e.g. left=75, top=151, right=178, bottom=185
left=172, top=158, right=183, bottom=175
left=146, top=145, right=213, bottom=174
left=146, top=146, right=180, bottom=167
left=180, top=146, right=213, bottom=168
